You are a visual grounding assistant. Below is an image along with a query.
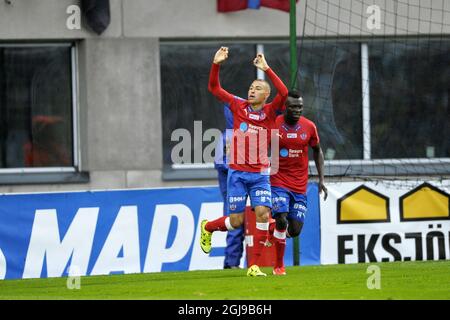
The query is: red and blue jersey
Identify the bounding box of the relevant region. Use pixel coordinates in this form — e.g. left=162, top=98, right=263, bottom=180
left=208, top=63, right=287, bottom=173
left=218, top=0, right=297, bottom=12
left=270, top=115, right=320, bottom=194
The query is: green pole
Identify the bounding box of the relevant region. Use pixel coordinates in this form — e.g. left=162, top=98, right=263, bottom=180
left=290, top=0, right=300, bottom=267
left=289, top=0, right=298, bottom=91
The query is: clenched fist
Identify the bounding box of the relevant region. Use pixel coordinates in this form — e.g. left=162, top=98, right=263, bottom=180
left=253, top=53, right=269, bottom=71
left=214, top=47, right=229, bottom=65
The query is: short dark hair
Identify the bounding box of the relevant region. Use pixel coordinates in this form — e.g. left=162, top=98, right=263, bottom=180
left=288, top=90, right=301, bottom=99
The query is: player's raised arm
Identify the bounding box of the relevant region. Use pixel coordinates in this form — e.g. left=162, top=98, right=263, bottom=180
left=208, top=47, right=235, bottom=104
left=253, top=53, right=288, bottom=111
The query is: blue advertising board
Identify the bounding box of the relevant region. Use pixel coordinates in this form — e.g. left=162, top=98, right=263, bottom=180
left=0, top=184, right=320, bottom=280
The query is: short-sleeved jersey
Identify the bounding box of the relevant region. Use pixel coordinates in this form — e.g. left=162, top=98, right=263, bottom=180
left=270, top=115, right=320, bottom=194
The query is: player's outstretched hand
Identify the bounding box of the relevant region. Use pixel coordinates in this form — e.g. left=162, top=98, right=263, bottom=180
left=214, top=47, right=229, bottom=64
left=319, top=181, right=328, bottom=201
left=253, top=53, right=269, bottom=71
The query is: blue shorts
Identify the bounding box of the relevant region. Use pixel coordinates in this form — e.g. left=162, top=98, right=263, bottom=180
left=226, top=169, right=272, bottom=214
left=271, top=186, right=307, bottom=223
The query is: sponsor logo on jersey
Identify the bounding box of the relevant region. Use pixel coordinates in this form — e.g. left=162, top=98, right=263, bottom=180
left=248, top=112, right=267, bottom=121
left=272, top=196, right=287, bottom=203
left=255, top=190, right=271, bottom=196
left=287, top=133, right=297, bottom=139
left=296, top=211, right=306, bottom=219
left=282, top=149, right=303, bottom=158
left=229, top=196, right=247, bottom=203
left=293, top=203, right=307, bottom=212
left=249, top=124, right=264, bottom=130
left=239, top=122, right=248, bottom=132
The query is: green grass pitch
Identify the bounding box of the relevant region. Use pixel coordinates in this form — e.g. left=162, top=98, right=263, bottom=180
left=0, top=261, right=449, bottom=300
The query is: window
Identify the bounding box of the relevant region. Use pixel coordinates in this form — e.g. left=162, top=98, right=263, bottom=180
left=0, top=43, right=84, bottom=184
left=369, top=39, right=450, bottom=159
left=160, top=39, right=450, bottom=179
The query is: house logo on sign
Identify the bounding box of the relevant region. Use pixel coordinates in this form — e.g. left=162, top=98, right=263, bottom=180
left=337, top=182, right=449, bottom=224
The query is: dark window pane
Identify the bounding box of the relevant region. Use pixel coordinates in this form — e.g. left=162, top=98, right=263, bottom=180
left=369, top=40, right=450, bottom=159
left=161, top=44, right=256, bottom=166
left=264, top=41, right=362, bottom=160
left=0, top=46, right=74, bottom=168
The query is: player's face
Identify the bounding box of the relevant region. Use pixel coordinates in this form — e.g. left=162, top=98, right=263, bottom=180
left=248, top=81, right=269, bottom=105
left=286, top=97, right=303, bottom=122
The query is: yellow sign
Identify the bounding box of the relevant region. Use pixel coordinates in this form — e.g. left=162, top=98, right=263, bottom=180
left=400, top=183, right=450, bottom=221
left=337, top=185, right=390, bottom=224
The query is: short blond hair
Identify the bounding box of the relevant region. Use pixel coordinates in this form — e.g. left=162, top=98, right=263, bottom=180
left=253, top=79, right=271, bottom=95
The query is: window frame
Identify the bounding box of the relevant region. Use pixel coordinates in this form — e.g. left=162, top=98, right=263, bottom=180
left=0, top=42, right=87, bottom=184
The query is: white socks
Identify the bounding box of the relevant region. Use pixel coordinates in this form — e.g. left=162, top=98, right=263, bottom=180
left=225, top=217, right=235, bottom=231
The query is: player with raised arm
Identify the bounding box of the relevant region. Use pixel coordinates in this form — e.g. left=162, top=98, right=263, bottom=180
left=269, top=90, right=327, bottom=275
left=200, top=47, right=288, bottom=277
